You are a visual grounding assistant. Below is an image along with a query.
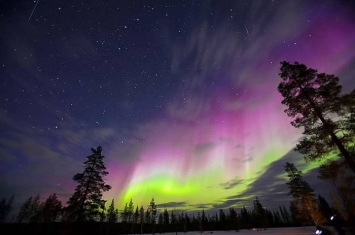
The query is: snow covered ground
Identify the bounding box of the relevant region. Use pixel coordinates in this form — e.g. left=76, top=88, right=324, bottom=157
left=161, top=227, right=320, bottom=235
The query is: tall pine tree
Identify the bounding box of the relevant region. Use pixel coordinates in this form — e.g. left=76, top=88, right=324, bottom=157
left=278, top=61, right=355, bottom=172
left=65, top=146, right=111, bottom=222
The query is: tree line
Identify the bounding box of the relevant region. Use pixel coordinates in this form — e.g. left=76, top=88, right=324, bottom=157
left=0, top=190, right=336, bottom=234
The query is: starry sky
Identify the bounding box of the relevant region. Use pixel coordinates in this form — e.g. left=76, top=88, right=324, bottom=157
left=1, top=0, right=355, bottom=216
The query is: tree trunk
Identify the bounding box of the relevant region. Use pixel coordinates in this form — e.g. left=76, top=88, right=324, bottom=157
left=295, top=81, right=355, bottom=173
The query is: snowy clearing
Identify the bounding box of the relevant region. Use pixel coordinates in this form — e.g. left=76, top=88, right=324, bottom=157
left=159, top=227, right=319, bottom=235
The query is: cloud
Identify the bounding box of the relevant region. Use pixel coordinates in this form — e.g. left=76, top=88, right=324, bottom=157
left=211, top=198, right=253, bottom=211
left=171, top=24, right=239, bottom=77
left=157, top=201, right=187, bottom=209
left=230, top=149, right=335, bottom=210
left=190, top=203, right=213, bottom=210
left=220, top=178, right=245, bottom=190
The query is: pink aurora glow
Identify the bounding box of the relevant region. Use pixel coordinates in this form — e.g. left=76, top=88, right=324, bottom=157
left=104, top=6, right=355, bottom=210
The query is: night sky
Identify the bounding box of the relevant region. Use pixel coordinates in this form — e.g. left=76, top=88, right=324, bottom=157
left=1, top=0, right=355, bottom=216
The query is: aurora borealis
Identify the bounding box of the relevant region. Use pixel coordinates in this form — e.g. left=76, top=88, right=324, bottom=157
left=1, top=0, right=355, bottom=215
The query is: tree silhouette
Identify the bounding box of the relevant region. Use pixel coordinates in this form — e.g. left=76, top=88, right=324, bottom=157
left=65, top=146, right=111, bottom=222
left=0, top=195, right=14, bottom=222
left=106, top=199, right=118, bottom=223
left=228, top=207, right=239, bottom=231
left=218, top=209, right=226, bottom=229
left=139, top=206, right=145, bottom=234
left=279, top=205, right=291, bottom=225
left=163, top=208, right=169, bottom=232
left=252, top=197, right=267, bottom=229
left=278, top=61, right=355, bottom=172
left=39, top=193, right=62, bottom=222
left=284, top=162, right=325, bottom=225
left=16, top=194, right=41, bottom=223
left=148, top=198, right=157, bottom=234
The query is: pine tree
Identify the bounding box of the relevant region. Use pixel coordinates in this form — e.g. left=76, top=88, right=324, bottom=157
left=278, top=61, right=355, bottom=172
left=228, top=207, right=239, bottom=231
left=40, top=193, right=62, bottom=222
left=148, top=198, right=157, bottom=234
left=134, top=206, right=139, bottom=224
left=139, top=206, right=145, bottom=234
left=184, top=213, right=190, bottom=231
left=201, top=209, right=207, bottom=231
left=16, top=195, right=41, bottom=223
left=127, top=198, right=134, bottom=223
left=240, top=206, right=251, bottom=229
left=252, top=197, right=267, bottom=229
left=17, top=196, right=33, bottom=223
left=170, top=210, right=177, bottom=233
left=107, top=199, right=118, bottom=223
left=121, top=202, right=128, bottom=222
left=0, top=195, right=14, bottom=222
left=163, top=208, right=169, bottom=232
left=29, top=194, right=41, bottom=223
left=284, top=162, right=325, bottom=225
left=272, top=211, right=282, bottom=226
left=158, top=213, right=163, bottom=233
left=65, top=146, right=111, bottom=222
left=145, top=206, right=151, bottom=225
left=219, top=209, right=226, bottom=229
left=281, top=205, right=291, bottom=225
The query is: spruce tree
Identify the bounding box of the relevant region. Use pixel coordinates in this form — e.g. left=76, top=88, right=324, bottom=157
left=134, top=206, right=139, bottom=224
left=65, top=146, right=111, bottom=222
left=148, top=198, right=157, bottom=234
left=40, top=193, right=62, bottom=222
left=127, top=198, right=134, bottom=223
left=252, top=197, right=267, bottom=229
left=144, top=206, right=151, bottom=225
left=0, top=195, right=14, bottom=222
left=158, top=213, right=163, bottom=233
left=16, top=195, right=41, bottom=223
left=280, top=205, right=291, bottom=225
left=17, top=196, right=32, bottom=223
left=139, top=206, right=145, bottom=234
left=228, top=207, right=239, bottom=231
left=107, top=199, right=118, bottom=223
left=219, top=209, right=226, bottom=229
left=163, top=208, right=169, bottom=232
left=121, top=202, right=128, bottom=222
left=240, top=206, right=251, bottom=229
